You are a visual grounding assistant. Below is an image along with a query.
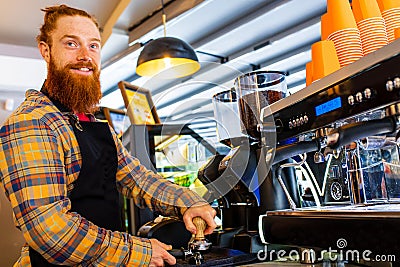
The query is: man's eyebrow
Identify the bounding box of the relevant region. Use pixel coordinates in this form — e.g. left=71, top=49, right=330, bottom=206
left=61, top=34, right=101, bottom=43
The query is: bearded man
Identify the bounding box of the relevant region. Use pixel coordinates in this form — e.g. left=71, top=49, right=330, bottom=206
left=0, top=5, right=216, bottom=267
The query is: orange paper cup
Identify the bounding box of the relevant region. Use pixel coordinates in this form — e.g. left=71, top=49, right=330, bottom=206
left=321, top=13, right=332, bottom=40
left=357, top=16, right=389, bottom=53
left=352, top=0, right=383, bottom=22
left=311, top=40, right=341, bottom=80
left=328, top=31, right=364, bottom=66
left=382, top=8, right=400, bottom=41
left=327, top=0, right=358, bottom=32
left=376, top=0, right=400, bottom=12
left=395, top=27, right=400, bottom=38
left=306, top=61, right=313, bottom=86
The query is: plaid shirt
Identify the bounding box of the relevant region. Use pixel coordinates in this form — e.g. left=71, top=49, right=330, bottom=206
left=0, top=89, right=207, bottom=266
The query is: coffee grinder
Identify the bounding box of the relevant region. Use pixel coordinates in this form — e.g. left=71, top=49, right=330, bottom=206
left=197, top=71, right=301, bottom=253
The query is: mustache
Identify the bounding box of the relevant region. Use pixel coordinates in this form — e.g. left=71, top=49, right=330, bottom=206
left=66, top=62, right=98, bottom=71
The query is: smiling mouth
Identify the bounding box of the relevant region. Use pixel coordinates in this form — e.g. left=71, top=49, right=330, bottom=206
left=70, top=66, right=94, bottom=75
left=78, top=67, right=91, bottom=72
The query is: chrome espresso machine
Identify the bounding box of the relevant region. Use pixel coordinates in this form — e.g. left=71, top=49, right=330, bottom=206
left=258, top=38, right=400, bottom=263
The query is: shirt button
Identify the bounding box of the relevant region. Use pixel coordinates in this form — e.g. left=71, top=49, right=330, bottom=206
left=67, top=183, right=75, bottom=191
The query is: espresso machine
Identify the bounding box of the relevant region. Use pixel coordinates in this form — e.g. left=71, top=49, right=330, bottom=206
left=258, top=38, right=400, bottom=264
left=159, top=38, right=400, bottom=265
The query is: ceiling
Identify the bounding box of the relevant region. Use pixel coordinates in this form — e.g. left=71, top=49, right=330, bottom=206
left=0, top=0, right=327, bottom=146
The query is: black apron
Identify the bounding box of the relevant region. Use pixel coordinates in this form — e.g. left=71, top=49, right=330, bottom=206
left=29, top=120, right=122, bottom=266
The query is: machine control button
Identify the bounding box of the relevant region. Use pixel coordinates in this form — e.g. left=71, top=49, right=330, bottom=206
left=296, top=118, right=300, bottom=126
left=292, top=120, right=297, bottom=127
left=356, top=92, right=363, bottom=102
left=394, top=77, right=400, bottom=89
left=386, top=80, right=394, bottom=91
left=364, top=88, right=372, bottom=99
left=303, top=115, right=308, bottom=123
left=299, top=117, right=304, bottom=125
left=289, top=121, right=293, bottom=129
left=348, top=95, right=355, bottom=105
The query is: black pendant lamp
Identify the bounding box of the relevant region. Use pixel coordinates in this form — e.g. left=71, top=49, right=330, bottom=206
left=136, top=0, right=200, bottom=78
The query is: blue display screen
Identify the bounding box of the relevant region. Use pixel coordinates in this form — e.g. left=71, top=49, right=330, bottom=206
left=315, top=97, right=342, bottom=116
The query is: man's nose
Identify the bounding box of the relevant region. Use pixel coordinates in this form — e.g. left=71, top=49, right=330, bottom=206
left=77, top=48, right=92, bottom=62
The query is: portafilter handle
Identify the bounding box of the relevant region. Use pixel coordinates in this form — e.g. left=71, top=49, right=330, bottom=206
left=189, top=217, right=212, bottom=252
left=193, top=217, right=207, bottom=240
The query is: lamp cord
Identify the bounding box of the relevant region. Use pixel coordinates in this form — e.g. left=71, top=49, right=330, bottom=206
left=161, top=0, right=167, bottom=37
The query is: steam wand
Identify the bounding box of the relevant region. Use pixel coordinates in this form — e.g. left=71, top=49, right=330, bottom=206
left=271, top=115, right=399, bottom=210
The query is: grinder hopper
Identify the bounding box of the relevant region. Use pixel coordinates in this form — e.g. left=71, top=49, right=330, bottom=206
left=235, top=71, right=287, bottom=141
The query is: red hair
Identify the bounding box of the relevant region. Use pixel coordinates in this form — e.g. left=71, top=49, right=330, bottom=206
left=36, top=4, right=100, bottom=46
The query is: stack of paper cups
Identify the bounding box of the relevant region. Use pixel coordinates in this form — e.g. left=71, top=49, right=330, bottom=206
left=376, top=0, right=400, bottom=42
left=326, top=0, right=364, bottom=67
left=352, top=0, right=389, bottom=55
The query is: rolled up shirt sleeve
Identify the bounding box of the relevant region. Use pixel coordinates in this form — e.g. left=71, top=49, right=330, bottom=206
left=112, top=130, right=208, bottom=219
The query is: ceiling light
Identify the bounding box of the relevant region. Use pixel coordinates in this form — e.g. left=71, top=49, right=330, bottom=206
left=136, top=0, right=200, bottom=78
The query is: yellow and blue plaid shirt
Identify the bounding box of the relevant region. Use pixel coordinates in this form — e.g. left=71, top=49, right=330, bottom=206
left=0, top=89, right=207, bottom=266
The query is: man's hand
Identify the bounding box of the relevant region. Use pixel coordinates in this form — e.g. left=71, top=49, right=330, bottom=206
left=182, top=203, right=217, bottom=235
left=149, top=239, right=176, bottom=267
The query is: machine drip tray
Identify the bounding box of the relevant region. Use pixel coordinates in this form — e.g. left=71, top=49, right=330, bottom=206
left=265, top=202, right=400, bottom=217
left=259, top=203, right=400, bottom=261
left=170, top=247, right=259, bottom=267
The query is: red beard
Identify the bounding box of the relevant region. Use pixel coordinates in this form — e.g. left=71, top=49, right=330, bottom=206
left=45, top=58, right=102, bottom=113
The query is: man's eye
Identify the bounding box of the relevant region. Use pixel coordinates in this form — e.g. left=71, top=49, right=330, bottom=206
left=90, top=43, right=100, bottom=49
left=67, top=42, right=77, bottom=47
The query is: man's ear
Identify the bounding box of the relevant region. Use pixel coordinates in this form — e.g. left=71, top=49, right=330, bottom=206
left=38, top=41, right=50, bottom=63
